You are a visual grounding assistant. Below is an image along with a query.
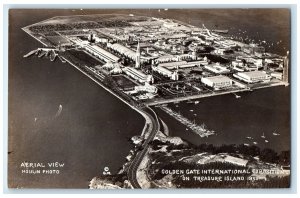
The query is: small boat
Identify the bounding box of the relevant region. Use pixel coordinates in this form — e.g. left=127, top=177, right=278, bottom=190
left=189, top=109, right=194, bottom=112
left=244, top=143, right=250, bottom=146
left=34, top=117, right=37, bottom=122
left=185, top=128, right=189, bottom=131
left=233, top=93, right=241, bottom=98
left=246, top=136, right=253, bottom=140
left=253, top=142, right=258, bottom=145
left=261, top=133, right=266, bottom=139
left=273, top=130, right=280, bottom=136
left=265, top=140, right=269, bottom=143
left=194, top=101, right=200, bottom=104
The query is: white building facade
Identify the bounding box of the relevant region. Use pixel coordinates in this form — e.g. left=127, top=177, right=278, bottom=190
left=201, top=75, right=232, bottom=90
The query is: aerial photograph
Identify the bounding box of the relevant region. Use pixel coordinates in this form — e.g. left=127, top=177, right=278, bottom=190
left=8, top=8, right=291, bottom=189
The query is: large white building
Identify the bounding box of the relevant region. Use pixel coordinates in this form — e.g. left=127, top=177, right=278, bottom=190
left=233, top=71, right=271, bottom=83
left=123, top=67, right=154, bottom=84
left=201, top=75, right=232, bottom=90
left=84, top=44, right=120, bottom=63
left=69, top=37, right=119, bottom=63
left=158, top=60, right=208, bottom=70
left=152, top=65, right=179, bottom=81
left=109, top=43, right=137, bottom=60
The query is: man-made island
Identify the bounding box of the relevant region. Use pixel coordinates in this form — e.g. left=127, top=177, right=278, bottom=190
left=22, top=13, right=290, bottom=188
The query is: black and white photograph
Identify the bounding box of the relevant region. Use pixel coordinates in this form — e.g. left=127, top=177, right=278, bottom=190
left=7, top=7, right=293, bottom=190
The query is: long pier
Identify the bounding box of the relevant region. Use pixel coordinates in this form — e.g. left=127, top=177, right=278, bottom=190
left=146, top=88, right=250, bottom=106
left=159, top=105, right=215, bottom=138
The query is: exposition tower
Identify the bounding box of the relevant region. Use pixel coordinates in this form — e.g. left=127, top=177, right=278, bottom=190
left=135, top=41, right=141, bottom=68
left=283, top=51, right=289, bottom=86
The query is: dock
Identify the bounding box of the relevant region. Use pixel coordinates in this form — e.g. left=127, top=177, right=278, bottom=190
left=146, top=88, right=250, bottom=106
left=23, top=49, right=38, bottom=58
left=159, top=105, right=215, bottom=138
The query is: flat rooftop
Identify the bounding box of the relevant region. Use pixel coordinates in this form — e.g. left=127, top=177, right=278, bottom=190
left=202, top=75, right=232, bottom=83
left=238, top=71, right=267, bottom=77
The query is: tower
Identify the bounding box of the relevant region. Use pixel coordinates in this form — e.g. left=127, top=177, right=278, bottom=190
left=283, top=51, right=289, bottom=85
left=135, top=41, right=141, bottom=68
left=88, top=33, right=95, bottom=43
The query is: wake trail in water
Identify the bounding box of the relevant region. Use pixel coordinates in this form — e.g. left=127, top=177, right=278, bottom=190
left=54, top=104, right=63, bottom=118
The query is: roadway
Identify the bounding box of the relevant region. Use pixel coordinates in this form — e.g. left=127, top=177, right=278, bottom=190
left=127, top=106, right=160, bottom=189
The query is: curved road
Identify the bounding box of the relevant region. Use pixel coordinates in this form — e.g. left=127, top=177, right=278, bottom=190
left=127, top=106, right=160, bottom=189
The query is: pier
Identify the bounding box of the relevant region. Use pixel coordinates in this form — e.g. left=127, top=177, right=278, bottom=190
left=146, top=88, right=250, bottom=106
left=24, top=48, right=58, bottom=61
left=159, top=105, right=215, bottom=138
